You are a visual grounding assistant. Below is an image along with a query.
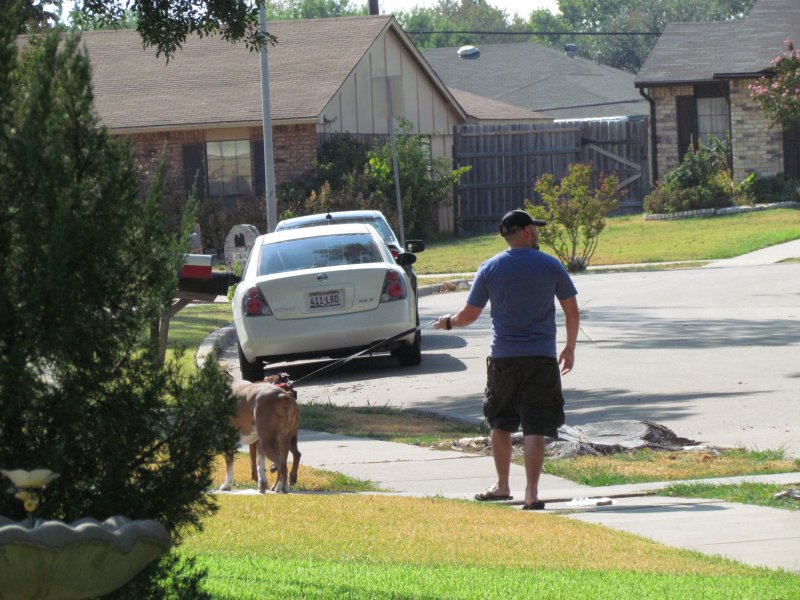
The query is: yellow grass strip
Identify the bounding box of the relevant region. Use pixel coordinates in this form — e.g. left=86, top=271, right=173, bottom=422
left=182, top=495, right=752, bottom=576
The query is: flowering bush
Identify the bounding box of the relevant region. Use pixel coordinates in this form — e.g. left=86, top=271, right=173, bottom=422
left=749, top=39, right=800, bottom=127
left=528, top=163, right=619, bottom=272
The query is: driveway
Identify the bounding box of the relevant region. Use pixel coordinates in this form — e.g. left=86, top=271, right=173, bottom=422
left=258, top=262, right=800, bottom=458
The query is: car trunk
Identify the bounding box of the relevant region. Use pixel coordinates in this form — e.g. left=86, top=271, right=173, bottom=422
left=256, top=265, right=389, bottom=320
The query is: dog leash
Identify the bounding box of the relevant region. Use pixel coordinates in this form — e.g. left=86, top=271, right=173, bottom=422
left=291, top=319, right=438, bottom=386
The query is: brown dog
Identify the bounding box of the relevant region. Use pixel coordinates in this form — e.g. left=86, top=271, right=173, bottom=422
left=219, top=373, right=300, bottom=493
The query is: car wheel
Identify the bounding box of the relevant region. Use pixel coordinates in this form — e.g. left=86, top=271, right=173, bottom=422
left=396, top=331, right=421, bottom=367
left=238, top=343, right=264, bottom=382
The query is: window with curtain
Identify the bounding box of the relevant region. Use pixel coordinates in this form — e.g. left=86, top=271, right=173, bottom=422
left=206, top=140, right=252, bottom=197
left=696, top=96, right=729, bottom=144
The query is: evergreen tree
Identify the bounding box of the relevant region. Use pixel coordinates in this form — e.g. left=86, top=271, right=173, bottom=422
left=1, top=10, right=237, bottom=596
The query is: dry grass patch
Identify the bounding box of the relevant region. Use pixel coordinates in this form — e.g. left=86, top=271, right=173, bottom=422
left=542, top=448, right=800, bottom=486
left=182, top=494, right=750, bottom=576
left=299, top=401, right=486, bottom=445
left=209, top=453, right=380, bottom=493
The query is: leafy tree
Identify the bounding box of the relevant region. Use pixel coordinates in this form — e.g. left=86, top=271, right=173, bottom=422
left=527, top=163, right=619, bottom=272
left=0, top=17, right=236, bottom=598
left=749, top=40, right=800, bottom=128
left=528, top=0, right=756, bottom=72
left=367, top=119, right=470, bottom=239
left=396, top=0, right=512, bottom=49
left=70, top=6, right=139, bottom=31
left=40, top=0, right=268, bottom=57
left=16, top=0, right=57, bottom=33
left=266, top=0, right=366, bottom=20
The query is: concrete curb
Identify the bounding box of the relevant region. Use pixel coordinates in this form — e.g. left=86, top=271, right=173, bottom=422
left=195, top=324, right=236, bottom=369
left=643, top=200, right=799, bottom=221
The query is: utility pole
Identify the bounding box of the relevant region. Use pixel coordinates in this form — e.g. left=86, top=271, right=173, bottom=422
left=259, top=1, right=277, bottom=232
left=385, top=76, right=405, bottom=246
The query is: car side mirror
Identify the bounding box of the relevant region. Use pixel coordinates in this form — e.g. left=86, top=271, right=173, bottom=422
left=405, top=239, right=425, bottom=253
left=396, top=252, right=417, bottom=266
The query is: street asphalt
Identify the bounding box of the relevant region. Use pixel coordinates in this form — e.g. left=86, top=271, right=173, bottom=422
left=202, top=238, right=800, bottom=573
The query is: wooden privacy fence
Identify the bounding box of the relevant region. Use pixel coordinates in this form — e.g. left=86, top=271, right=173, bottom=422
left=453, top=117, right=650, bottom=235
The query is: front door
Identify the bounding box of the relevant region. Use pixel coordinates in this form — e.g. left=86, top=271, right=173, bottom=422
left=783, top=123, right=800, bottom=178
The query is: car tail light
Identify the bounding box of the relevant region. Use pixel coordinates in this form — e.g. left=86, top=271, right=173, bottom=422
left=243, top=286, right=273, bottom=316
left=380, top=270, right=407, bottom=302
left=389, top=246, right=401, bottom=259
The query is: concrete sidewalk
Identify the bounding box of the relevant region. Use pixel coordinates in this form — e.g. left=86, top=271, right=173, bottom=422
left=297, top=429, right=800, bottom=573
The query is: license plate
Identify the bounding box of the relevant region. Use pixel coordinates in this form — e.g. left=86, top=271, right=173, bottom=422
left=308, top=290, right=343, bottom=310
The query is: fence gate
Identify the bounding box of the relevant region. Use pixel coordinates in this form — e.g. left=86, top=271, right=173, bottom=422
left=453, top=117, right=650, bottom=235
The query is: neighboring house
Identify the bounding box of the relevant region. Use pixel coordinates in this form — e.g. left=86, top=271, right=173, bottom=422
left=448, top=88, right=554, bottom=125
left=422, top=42, right=649, bottom=120
left=635, top=0, right=800, bottom=182
left=42, top=16, right=466, bottom=225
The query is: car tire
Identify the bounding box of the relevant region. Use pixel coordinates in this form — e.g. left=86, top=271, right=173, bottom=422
left=238, top=342, right=264, bottom=382
left=396, top=331, right=422, bottom=367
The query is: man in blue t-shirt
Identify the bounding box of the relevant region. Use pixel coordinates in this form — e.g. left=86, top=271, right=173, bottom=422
left=433, top=209, right=579, bottom=510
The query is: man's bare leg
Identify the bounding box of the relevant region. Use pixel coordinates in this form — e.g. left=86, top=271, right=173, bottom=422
left=479, top=428, right=512, bottom=497
left=523, top=434, right=546, bottom=506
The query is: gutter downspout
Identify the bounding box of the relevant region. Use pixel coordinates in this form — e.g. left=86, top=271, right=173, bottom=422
left=639, top=87, right=658, bottom=184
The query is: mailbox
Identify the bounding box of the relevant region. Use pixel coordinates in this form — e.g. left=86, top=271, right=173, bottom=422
left=177, top=254, right=240, bottom=298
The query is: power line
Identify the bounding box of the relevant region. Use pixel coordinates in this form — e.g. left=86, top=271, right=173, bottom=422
left=405, top=30, right=661, bottom=36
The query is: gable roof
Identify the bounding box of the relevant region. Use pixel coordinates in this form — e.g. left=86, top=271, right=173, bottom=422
left=448, top=88, right=553, bottom=122
left=52, top=15, right=463, bottom=131
left=423, top=42, right=647, bottom=119
left=635, top=0, right=800, bottom=86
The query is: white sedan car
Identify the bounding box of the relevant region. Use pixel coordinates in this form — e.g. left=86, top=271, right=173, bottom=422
left=233, top=223, right=421, bottom=381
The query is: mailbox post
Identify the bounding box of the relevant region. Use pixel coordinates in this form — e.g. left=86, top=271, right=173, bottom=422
left=155, top=254, right=240, bottom=364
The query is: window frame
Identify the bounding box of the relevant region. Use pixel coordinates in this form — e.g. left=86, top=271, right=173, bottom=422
left=676, top=83, right=731, bottom=161
left=206, top=139, right=254, bottom=199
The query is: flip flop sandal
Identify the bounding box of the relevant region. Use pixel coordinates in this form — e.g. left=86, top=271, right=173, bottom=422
left=521, top=501, right=546, bottom=510
left=474, top=492, right=513, bottom=501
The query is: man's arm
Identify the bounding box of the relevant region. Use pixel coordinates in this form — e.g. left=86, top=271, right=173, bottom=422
left=433, top=304, right=483, bottom=330
left=558, top=295, right=579, bottom=374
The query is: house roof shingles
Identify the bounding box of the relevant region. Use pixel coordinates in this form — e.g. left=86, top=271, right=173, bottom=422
left=72, top=16, right=396, bottom=130
left=448, top=88, right=552, bottom=122
left=423, top=42, right=647, bottom=120
left=635, top=0, right=800, bottom=86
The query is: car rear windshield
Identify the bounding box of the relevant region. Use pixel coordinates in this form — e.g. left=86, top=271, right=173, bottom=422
left=258, top=233, right=384, bottom=275
left=280, top=217, right=396, bottom=244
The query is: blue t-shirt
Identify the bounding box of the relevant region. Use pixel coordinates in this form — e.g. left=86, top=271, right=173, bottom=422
left=466, top=248, right=578, bottom=358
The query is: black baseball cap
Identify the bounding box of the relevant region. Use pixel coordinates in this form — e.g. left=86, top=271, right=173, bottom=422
left=499, top=210, right=546, bottom=235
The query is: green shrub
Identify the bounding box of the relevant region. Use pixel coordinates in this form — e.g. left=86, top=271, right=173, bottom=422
left=528, top=163, right=619, bottom=272
left=1, top=27, right=237, bottom=597
left=645, top=137, right=739, bottom=213
left=747, top=173, right=799, bottom=204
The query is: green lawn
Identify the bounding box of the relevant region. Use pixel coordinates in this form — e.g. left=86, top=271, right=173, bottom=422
left=165, top=302, right=233, bottom=372
left=415, top=208, right=800, bottom=274
left=180, top=495, right=799, bottom=599
left=172, top=210, right=800, bottom=598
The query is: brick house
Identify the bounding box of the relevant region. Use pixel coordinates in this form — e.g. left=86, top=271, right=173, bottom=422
left=634, top=0, right=800, bottom=183
left=66, top=16, right=467, bottom=234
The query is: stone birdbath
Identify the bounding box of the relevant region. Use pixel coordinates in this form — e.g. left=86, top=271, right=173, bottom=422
left=0, top=469, right=171, bottom=600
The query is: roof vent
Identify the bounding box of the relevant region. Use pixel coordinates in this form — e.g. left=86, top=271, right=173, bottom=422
left=564, top=43, right=577, bottom=58
left=457, top=45, right=480, bottom=59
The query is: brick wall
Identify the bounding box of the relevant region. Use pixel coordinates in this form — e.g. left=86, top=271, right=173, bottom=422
left=649, top=82, right=785, bottom=183
left=650, top=85, right=692, bottom=181
left=125, top=130, right=205, bottom=199
left=122, top=123, right=320, bottom=200
left=729, top=79, right=783, bottom=178
left=267, top=124, right=318, bottom=182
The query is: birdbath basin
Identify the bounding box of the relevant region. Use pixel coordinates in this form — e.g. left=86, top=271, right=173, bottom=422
left=0, top=515, right=171, bottom=600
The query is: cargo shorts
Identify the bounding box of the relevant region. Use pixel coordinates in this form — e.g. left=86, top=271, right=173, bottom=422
left=483, top=355, right=565, bottom=438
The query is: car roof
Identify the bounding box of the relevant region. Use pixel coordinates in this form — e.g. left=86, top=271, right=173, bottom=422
left=259, top=223, right=380, bottom=244
left=276, top=210, right=385, bottom=229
